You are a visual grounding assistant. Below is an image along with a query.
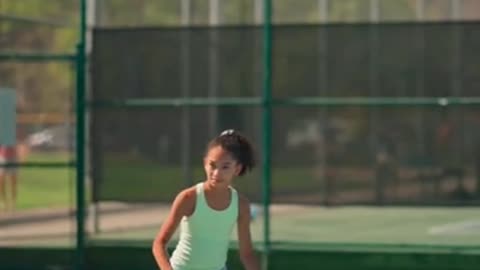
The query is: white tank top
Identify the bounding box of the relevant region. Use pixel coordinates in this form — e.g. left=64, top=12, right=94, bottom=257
left=170, top=182, right=238, bottom=270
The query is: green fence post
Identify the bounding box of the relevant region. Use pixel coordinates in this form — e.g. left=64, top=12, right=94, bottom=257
left=75, top=42, right=87, bottom=270
left=75, top=0, right=87, bottom=270
left=262, top=0, right=273, bottom=270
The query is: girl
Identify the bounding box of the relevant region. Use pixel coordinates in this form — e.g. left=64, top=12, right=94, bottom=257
left=152, top=129, right=260, bottom=270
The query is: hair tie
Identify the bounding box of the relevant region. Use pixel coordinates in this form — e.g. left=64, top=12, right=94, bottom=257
left=220, top=129, right=235, bottom=136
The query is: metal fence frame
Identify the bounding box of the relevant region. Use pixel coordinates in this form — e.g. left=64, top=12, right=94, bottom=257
left=1, top=1, right=478, bottom=270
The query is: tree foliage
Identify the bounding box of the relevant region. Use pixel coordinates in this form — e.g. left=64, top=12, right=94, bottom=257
left=0, top=0, right=476, bottom=112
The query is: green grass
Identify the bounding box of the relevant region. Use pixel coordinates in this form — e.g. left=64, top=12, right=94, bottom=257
left=15, top=151, right=329, bottom=209
left=13, top=151, right=477, bottom=210
left=18, top=167, right=74, bottom=209
left=98, top=154, right=366, bottom=202
left=15, top=151, right=75, bottom=210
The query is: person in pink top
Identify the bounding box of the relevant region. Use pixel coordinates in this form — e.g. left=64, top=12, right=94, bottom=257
left=0, top=144, right=18, bottom=211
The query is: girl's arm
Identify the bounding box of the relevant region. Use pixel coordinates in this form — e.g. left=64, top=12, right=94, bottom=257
left=152, top=189, right=195, bottom=270
left=237, top=194, right=261, bottom=270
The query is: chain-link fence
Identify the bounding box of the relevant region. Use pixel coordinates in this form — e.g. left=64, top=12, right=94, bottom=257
left=0, top=0, right=78, bottom=248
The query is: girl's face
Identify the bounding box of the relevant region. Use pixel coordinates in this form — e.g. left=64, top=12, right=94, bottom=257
left=204, top=146, right=242, bottom=188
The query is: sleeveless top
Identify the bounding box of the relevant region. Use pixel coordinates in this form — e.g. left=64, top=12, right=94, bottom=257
left=170, top=182, right=238, bottom=270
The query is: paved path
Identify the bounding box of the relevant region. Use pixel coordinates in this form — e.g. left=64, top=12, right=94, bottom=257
left=0, top=202, right=170, bottom=246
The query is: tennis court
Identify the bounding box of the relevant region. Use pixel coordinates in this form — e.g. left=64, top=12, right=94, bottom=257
left=4, top=202, right=480, bottom=250
left=91, top=204, right=480, bottom=247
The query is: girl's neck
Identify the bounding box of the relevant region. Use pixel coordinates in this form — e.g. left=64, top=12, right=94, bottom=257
left=203, top=180, right=230, bottom=194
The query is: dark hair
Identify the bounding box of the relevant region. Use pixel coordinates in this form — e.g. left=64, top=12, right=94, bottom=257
left=206, top=129, right=256, bottom=176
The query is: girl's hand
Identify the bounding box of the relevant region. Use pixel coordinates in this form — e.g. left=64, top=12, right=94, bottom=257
left=237, top=195, right=261, bottom=270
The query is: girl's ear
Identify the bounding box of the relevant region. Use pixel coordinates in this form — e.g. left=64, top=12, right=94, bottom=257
left=235, top=163, right=243, bottom=176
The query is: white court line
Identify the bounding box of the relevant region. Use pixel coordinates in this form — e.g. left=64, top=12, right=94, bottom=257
left=428, top=220, right=480, bottom=235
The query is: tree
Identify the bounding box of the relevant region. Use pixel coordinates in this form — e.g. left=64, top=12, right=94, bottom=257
left=0, top=0, right=77, bottom=112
